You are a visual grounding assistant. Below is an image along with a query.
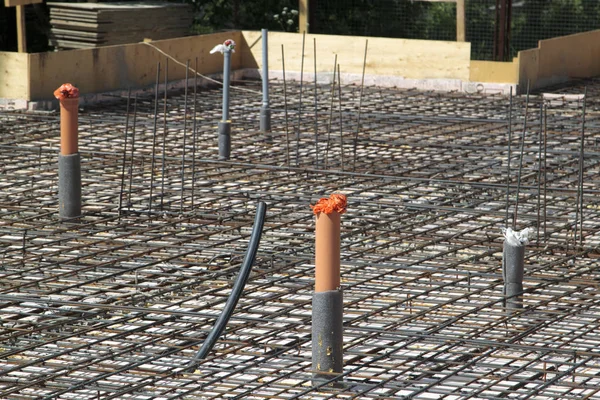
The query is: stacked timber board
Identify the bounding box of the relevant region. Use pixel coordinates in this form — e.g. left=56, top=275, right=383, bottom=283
left=48, top=2, right=193, bottom=49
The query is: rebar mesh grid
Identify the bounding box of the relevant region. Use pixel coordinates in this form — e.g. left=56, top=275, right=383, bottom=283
left=2, top=77, right=600, bottom=399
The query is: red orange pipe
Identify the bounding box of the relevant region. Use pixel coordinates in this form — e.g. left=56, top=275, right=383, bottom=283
left=312, top=194, right=347, bottom=292
left=54, top=83, right=80, bottom=155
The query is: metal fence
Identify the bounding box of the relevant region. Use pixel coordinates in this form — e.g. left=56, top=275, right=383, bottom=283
left=311, top=0, right=600, bottom=61
left=4, top=0, right=600, bottom=57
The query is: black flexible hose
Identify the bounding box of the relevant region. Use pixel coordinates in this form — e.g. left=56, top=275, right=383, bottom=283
left=185, top=201, right=267, bottom=372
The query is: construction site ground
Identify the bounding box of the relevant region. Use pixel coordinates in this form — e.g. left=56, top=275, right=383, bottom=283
left=1, top=76, right=600, bottom=399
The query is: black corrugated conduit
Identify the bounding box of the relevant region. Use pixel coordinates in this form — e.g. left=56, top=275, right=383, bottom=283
left=185, top=201, right=267, bottom=372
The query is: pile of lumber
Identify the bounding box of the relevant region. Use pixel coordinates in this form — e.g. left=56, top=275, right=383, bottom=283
left=48, top=1, right=193, bottom=50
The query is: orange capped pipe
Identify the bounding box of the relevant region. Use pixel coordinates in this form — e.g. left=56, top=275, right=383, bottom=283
left=54, top=83, right=80, bottom=155
left=55, top=83, right=82, bottom=219
left=312, top=194, right=347, bottom=292
left=311, top=194, right=346, bottom=385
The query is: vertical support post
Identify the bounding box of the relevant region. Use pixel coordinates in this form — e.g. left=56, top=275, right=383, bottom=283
left=311, top=194, right=346, bottom=385
left=218, top=42, right=233, bottom=160
left=456, top=0, right=465, bottom=42
left=578, top=87, right=587, bottom=248
left=16, top=5, right=27, bottom=52
left=299, top=0, right=309, bottom=33
left=6, top=1, right=42, bottom=52
left=260, top=29, right=271, bottom=136
left=54, top=83, right=81, bottom=219
left=494, top=0, right=512, bottom=61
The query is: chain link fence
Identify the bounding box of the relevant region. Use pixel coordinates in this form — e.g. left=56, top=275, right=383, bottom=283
left=311, top=0, right=600, bottom=61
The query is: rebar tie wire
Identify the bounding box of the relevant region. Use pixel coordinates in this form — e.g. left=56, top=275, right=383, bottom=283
left=142, top=41, right=265, bottom=97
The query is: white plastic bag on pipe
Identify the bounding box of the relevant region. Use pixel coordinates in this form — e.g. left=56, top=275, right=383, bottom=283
left=502, top=227, right=531, bottom=246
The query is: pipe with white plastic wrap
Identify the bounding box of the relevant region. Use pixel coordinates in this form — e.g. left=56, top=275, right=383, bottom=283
left=502, top=227, right=530, bottom=312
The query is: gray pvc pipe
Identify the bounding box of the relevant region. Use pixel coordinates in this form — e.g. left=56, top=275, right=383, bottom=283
left=260, top=107, right=271, bottom=134
left=502, top=240, right=525, bottom=311
left=312, top=289, right=343, bottom=385
left=222, top=49, right=231, bottom=122
left=218, top=121, right=231, bottom=160
left=58, top=152, right=81, bottom=219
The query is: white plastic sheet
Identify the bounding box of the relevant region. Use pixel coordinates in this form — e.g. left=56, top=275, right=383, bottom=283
left=502, top=227, right=531, bottom=246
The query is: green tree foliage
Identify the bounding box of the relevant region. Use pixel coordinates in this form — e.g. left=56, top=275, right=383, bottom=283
left=511, top=0, right=600, bottom=59
left=184, top=0, right=298, bottom=33
left=311, top=0, right=429, bottom=38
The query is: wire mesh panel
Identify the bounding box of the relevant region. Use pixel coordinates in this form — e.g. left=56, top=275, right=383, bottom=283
left=511, top=0, right=600, bottom=57
left=2, top=73, right=600, bottom=398
left=311, top=0, right=600, bottom=61
left=312, top=0, right=456, bottom=41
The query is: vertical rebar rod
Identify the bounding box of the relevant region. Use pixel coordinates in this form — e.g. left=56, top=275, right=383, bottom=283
left=262, top=29, right=269, bottom=107
left=325, top=54, right=337, bottom=169
left=149, top=62, right=161, bottom=216
left=513, top=80, right=530, bottom=228
left=118, top=87, right=131, bottom=216
left=537, top=102, right=542, bottom=244
left=578, top=87, right=587, bottom=247
left=353, top=40, right=368, bottom=172
left=282, top=44, right=290, bottom=167
left=295, top=31, right=306, bottom=167
left=191, top=57, right=198, bottom=210
left=543, top=103, right=548, bottom=244
left=313, top=37, right=318, bottom=169
left=180, top=60, right=190, bottom=214
left=161, top=58, right=168, bottom=211
left=505, top=86, right=512, bottom=227
left=337, top=64, right=344, bottom=171
left=127, top=94, right=138, bottom=210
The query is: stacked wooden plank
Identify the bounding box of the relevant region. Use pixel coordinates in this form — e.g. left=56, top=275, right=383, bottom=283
left=48, top=2, right=193, bottom=49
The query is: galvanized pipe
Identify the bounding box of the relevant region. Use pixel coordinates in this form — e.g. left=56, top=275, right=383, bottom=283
left=260, top=28, right=271, bottom=134
left=219, top=48, right=232, bottom=160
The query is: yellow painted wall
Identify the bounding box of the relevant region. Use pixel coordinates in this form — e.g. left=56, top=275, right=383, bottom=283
left=6, top=29, right=600, bottom=101
left=537, top=30, right=600, bottom=87
left=517, top=48, right=539, bottom=91
left=469, top=60, right=518, bottom=83
left=241, top=31, right=471, bottom=81
left=517, top=29, right=600, bottom=91
left=0, top=51, right=29, bottom=99
left=28, top=31, right=242, bottom=101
